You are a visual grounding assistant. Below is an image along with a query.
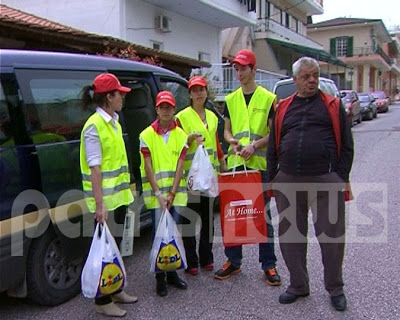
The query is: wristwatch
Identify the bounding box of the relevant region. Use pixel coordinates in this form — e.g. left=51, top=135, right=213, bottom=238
left=154, top=190, right=162, bottom=197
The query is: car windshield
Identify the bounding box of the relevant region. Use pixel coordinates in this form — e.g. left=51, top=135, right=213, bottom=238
left=275, top=82, right=296, bottom=101
left=358, top=95, right=370, bottom=102
left=371, top=92, right=385, bottom=99
left=341, top=92, right=351, bottom=101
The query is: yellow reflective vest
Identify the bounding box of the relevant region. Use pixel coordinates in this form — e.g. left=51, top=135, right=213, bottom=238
left=225, top=86, right=275, bottom=170
left=80, top=112, right=133, bottom=213
left=175, top=107, right=219, bottom=173
left=140, top=125, right=188, bottom=209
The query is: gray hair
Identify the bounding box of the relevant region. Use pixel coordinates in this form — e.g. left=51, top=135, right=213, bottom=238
left=292, top=57, right=320, bottom=76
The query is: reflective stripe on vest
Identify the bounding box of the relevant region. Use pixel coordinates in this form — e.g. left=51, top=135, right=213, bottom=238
left=175, top=107, right=219, bottom=173
left=140, top=125, right=188, bottom=209
left=225, top=86, right=275, bottom=170
left=80, top=112, right=133, bottom=213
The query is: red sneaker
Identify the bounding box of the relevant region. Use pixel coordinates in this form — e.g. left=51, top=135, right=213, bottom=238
left=203, top=263, right=214, bottom=271
left=185, top=267, right=199, bottom=276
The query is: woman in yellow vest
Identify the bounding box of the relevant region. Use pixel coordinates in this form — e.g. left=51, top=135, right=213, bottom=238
left=175, top=76, right=226, bottom=276
left=80, top=73, right=137, bottom=317
left=140, top=90, right=189, bottom=297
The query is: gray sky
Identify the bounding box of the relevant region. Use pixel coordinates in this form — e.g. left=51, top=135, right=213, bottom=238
left=312, top=0, right=399, bottom=30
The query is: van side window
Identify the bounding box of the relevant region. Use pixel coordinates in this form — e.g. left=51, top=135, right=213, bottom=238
left=14, top=69, right=102, bottom=200
left=160, top=79, right=189, bottom=112
left=121, top=81, right=157, bottom=184
left=0, top=83, right=11, bottom=145
left=15, top=69, right=100, bottom=142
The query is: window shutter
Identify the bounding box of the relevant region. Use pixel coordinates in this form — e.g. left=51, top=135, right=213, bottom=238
left=347, top=36, right=354, bottom=57
left=330, top=38, right=336, bottom=56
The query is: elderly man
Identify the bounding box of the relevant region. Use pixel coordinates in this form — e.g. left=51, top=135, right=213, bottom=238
left=267, top=57, right=354, bottom=311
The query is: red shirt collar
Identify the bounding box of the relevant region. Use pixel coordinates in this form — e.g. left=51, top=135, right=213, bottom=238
left=151, top=118, right=177, bottom=135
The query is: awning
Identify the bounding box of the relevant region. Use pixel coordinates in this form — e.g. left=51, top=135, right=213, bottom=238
left=267, top=38, right=350, bottom=68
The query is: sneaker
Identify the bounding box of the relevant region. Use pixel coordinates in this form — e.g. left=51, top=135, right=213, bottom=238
left=264, top=267, right=282, bottom=286
left=185, top=267, right=199, bottom=276
left=214, top=261, right=241, bottom=280
left=203, top=263, right=214, bottom=271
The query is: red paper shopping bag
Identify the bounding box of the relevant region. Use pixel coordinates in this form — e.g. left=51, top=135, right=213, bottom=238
left=218, top=170, right=267, bottom=247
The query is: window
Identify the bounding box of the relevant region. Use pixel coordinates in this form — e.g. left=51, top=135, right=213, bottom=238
left=0, top=83, right=11, bottom=145
left=336, top=37, right=348, bottom=57
left=198, top=52, right=211, bottom=63
left=331, top=36, right=353, bottom=57
left=160, top=79, right=189, bottom=112
left=265, top=0, right=271, bottom=18
left=151, top=40, right=164, bottom=51
left=285, top=13, right=290, bottom=28
left=15, top=69, right=99, bottom=142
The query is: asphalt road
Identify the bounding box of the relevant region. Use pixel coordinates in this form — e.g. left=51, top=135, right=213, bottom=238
left=1, top=102, right=400, bottom=320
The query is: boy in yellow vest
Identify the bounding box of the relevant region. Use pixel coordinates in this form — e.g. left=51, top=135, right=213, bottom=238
left=214, top=49, right=281, bottom=287
left=139, top=91, right=188, bottom=297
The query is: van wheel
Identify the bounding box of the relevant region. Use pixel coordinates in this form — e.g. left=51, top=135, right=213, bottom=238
left=26, top=229, right=83, bottom=306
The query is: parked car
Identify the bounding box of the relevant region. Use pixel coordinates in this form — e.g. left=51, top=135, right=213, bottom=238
left=0, top=49, right=190, bottom=305
left=370, top=91, right=389, bottom=112
left=340, top=90, right=362, bottom=126
left=273, top=76, right=341, bottom=102
left=357, top=93, right=378, bottom=120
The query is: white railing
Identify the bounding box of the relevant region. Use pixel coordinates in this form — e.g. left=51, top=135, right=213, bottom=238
left=192, top=63, right=285, bottom=97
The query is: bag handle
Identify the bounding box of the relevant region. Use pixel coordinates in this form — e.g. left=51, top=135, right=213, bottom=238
left=232, top=153, right=248, bottom=177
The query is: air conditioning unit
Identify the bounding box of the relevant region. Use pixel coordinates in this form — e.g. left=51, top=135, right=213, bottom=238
left=155, top=15, right=171, bottom=33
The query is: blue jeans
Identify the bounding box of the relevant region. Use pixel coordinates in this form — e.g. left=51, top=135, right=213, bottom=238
left=224, top=168, right=277, bottom=270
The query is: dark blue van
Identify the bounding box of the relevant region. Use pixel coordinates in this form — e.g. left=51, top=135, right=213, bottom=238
left=0, top=49, right=189, bottom=305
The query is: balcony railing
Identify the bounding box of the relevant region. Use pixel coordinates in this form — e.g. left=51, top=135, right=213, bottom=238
left=193, top=63, right=285, bottom=96
left=353, top=45, right=393, bottom=66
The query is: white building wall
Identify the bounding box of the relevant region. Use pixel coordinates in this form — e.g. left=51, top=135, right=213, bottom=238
left=125, top=0, right=221, bottom=63
left=2, top=0, right=123, bottom=37
left=3, top=0, right=222, bottom=63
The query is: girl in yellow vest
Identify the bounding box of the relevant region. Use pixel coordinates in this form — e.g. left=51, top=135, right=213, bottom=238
left=175, top=76, right=227, bottom=276
left=80, top=73, right=138, bottom=317
left=139, top=90, right=189, bottom=297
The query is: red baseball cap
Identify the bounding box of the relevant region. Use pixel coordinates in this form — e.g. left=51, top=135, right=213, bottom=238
left=232, top=49, right=256, bottom=66
left=93, top=73, right=131, bottom=94
left=156, top=91, right=176, bottom=108
left=188, top=76, right=207, bottom=90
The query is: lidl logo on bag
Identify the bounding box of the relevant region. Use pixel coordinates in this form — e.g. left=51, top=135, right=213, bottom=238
left=156, top=240, right=183, bottom=271
left=98, top=260, right=124, bottom=296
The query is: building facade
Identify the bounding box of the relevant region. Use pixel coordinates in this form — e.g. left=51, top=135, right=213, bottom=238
left=308, top=18, right=400, bottom=97
left=2, top=0, right=257, bottom=67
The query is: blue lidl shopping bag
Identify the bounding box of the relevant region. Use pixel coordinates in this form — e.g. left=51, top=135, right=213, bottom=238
left=149, top=209, right=187, bottom=273
left=81, top=222, right=127, bottom=298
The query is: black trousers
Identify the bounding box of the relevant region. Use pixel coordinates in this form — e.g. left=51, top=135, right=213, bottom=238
left=273, top=171, right=346, bottom=297
left=183, top=194, right=214, bottom=268
left=94, top=205, right=127, bottom=305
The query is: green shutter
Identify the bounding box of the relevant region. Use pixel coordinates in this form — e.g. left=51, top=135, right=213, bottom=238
left=330, top=38, right=336, bottom=56
left=347, top=36, right=354, bottom=57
